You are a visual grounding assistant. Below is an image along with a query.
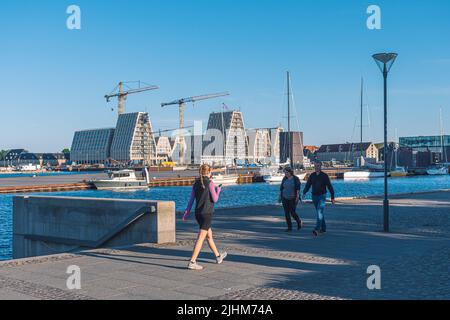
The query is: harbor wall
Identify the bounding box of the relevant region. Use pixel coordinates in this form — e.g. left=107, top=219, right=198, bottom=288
left=13, top=196, right=176, bottom=259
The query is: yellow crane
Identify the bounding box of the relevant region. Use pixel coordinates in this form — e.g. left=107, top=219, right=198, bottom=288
left=105, top=81, right=159, bottom=116
left=161, top=92, right=230, bottom=164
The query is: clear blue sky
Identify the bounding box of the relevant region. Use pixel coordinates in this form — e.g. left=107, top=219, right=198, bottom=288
left=1, top=0, right=449, bottom=152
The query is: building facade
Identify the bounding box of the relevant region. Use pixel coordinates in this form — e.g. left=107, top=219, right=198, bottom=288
left=155, top=136, right=174, bottom=163
left=1, top=149, right=67, bottom=167
left=246, top=129, right=272, bottom=164
left=70, top=128, right=115, bottom=164
left=316, top=142, right=379, bottom=164
left=3, top=149, right=27, bottom=163
left=203, top=111, right=248, bottom=165
left=110, top=112, right=157, bottom=165
left=280, top=131, right=304, bottom=166
left=399, top=135, right=450, bottom=162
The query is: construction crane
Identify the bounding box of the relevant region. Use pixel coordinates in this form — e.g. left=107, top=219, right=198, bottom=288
left=151, top=126, right=194, bottom=137
left=105, top=81, right=159, bottom=116
left=161, top=92, right=230, bottom=164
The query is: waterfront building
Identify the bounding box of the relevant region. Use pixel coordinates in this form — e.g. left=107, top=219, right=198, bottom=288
left=269, top=127, right=283, bottom=164
left=70, top=128, right=115, bottom=164
left=16, top=153, right=41, bottom=166
left=204, top=111, right=248, bottom=165
left=169, top=135, right=188, bottom=165
left=246, top=129, right=272, bottom=164
left=316, top=142, right=378, bottom=164
left=41, top=153, right=67, bottom=166
left=399, top=135, right=450, bottom=162
left=304, top=146, right=319, bottom=162
left=110, top=112, right=157, bottom=165
left=384, top=147, right=439, bottom=168
left=304, top=145, right=319, bottom=155
left=1, top=150, right=68, bottom=167
left=1, top=149, right=23, bottom=166
left=280, top=131, right=304, bottom=166
left=155, top=136, right=174, bottom=163
left=183, top=134, right=207, bottom=165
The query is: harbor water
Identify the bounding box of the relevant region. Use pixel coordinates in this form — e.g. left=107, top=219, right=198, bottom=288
left=0, top=175, right=449, bottom=261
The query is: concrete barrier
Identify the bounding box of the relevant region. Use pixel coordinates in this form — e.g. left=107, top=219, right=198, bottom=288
left=13, top=196, right=176, bottom=259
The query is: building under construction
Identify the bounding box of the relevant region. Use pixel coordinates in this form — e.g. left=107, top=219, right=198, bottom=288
left=70, top=128, right=115, bottom=164
left=202, top=111, right=248, bottom=165
left=110, top=112, right=157, bottom=165
left=247, top=127, right=283, bottom=164
left=70, top=112, right=157, bottom=165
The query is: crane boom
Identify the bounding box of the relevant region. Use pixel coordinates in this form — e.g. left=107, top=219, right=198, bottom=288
left=160, top=91, right=230, bottom=165
left=105, top=85, right=159, bottom=101
left=161, top=92, right=229, bottom=107
left=105, top=81, right=159, bottom=115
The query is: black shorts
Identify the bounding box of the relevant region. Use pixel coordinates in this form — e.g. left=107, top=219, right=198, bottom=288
left=195, top=213, right=213, bottom=231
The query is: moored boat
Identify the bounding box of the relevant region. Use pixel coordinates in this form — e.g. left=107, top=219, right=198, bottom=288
left=92, top=169, right=150, bottom=190
left=212, top=174, right=239, bottom=186
left=344, top=170, right=385, bottom=179
left=263, top=172, right=306, bottom=184
left=426, top=166, right=448, bottom=176
left=390, top=166, right=408, bottom=177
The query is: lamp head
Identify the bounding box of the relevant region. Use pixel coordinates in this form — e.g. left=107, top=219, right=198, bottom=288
left=372, top=53, right=398, bottom=74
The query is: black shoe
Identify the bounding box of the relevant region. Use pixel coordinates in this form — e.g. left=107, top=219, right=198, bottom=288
left=313, top=230, right=319, bottom=236
left=297, top=220, right=302, bottom=230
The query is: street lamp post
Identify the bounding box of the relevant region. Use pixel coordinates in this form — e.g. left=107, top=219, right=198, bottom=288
left=372, top=53, right=398, bottom=232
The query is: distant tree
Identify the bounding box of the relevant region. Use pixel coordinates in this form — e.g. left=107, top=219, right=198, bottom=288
left=0, top=150, right=8, bottom=161
left=62, top=148, right=70, bottom=154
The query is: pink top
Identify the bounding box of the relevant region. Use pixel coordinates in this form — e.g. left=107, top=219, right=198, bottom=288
left=185, top=180, right=221, bottom=214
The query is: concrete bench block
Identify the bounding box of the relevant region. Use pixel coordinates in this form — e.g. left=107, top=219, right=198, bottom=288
left=13, top=196, right=176, bottom=259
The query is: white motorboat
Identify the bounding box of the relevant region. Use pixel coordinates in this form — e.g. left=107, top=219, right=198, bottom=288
left=92, top=169, right=150, bottom=190
left=344, top=170, right=385, bottom=179
left=263, top=172, right=307, bottom=184
left=17, top=164, right=41, bottom=172
left=426, top=166, right=448, bottom=176
left=212, top=174, right=238, bottom=186
left=263, top=173, right=284, bottom=183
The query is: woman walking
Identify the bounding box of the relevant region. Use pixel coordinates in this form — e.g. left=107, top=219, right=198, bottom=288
left=279, top=167, right=302, bottom=232
left=183, top=164, right=227, bottom=270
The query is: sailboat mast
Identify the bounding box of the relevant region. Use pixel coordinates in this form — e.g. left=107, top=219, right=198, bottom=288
left=440, top=108, right=446, bottom=163
left=360, top=78, right=364, bottom=148
left=221, top=107, right=226, bottom=165
left=287, top=71, right=293, bottom=167
left=360, top=78, right=364, bottom=156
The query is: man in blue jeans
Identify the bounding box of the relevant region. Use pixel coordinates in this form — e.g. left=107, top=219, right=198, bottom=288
left=302, top=161, right=335, bottom=236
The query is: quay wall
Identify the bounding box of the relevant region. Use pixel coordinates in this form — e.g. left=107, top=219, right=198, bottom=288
left=13, top=196, right=176, bottom=259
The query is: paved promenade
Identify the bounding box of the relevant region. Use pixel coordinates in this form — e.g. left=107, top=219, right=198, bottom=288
left=0, top=191, right=449, bottom=300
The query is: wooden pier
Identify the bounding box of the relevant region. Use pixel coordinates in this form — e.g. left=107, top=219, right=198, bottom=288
left=0, top=182, right=94, bottom=194
left=148, top=174, right=257, bottom=187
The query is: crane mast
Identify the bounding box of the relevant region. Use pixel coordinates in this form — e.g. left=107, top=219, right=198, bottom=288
left=161, top=92, right=230, bottom=164
left=105, top=81, right=159, bottom=116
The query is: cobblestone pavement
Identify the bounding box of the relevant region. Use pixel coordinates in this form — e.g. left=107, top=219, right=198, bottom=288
left=0, top=191, right=449, bottom=300
left=214, top=287, right=345, bottom=300
left=0, top=275, right=95, bottom=300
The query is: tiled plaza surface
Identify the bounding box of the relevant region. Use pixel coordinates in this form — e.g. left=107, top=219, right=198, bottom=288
left=1, top=191, right=449, bottom=300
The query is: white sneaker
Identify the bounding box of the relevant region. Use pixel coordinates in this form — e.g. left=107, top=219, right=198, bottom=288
left=188, top=261, right=204, bottom=270
left=216, top=252, right=228, bottom=264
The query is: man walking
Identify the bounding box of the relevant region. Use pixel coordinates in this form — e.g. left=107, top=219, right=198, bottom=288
left=302, top=161, right=335, bottom=236
left=279, top=167, right=302, bottom=232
